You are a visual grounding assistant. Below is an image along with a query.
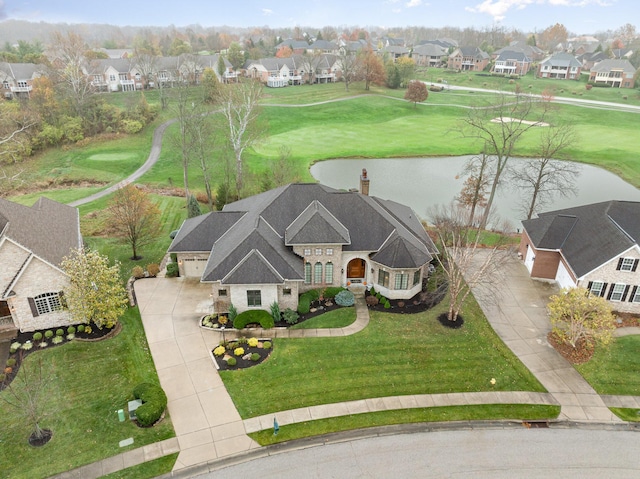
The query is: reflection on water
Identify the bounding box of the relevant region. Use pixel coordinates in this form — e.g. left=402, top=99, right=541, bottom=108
left=310, top=156, right=640, bottom=230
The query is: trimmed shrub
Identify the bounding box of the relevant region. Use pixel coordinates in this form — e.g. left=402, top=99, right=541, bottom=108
left=0, top=374, right=5, bottom=382
left=307, top=289, right=320, bottom=301
left=146, top=263, right=160, bottom=277
left=250, top=353, right=260, bottom=361
left=166, top=262, right=179, bottom=278
left=369, top=286, right=376, bottom=296
left=56, top=329, right=64, bottom=337
left=6, top=358, right=16, bottom=367
left=248, top=337, right=259, bottom=347
left=52, top=336, right=63, bottom=344
left=366, top=295, right=379, bottom=306
left=297, top=294, right=312, bottom=315
left=84, top=325, right=93, bottom=334
left=226, top=357, right=237, bottom=366
left=4, top=366, right=12, bottom=374
left=323, top=287, right=346, bottom=299
left=335, top=290, right=355, bottom=307
left=133, top=382, right=168, bottom=427
left=213, top=345, right=225, bottom=356
left=132, top=266, right=145, bottom=279
left=376, top=292, right=382, bottom=300
left=233, top=310, right=274, bottom=329
left=234, top=347, right=245, bottom=356
left=262, top=341, right=272, bottom=349
left=384, top=300, right=391, bottom=309
left=67, top=326, right=76, bottom=334
left=44, top=330, right=54, bottom=339
left=33, top=332, right=43, bottom=341
left=283, top=308, right=299, bottom=325
left=269, top=301, right=281, bottom=324
left=21, top=342, right=33, bottom=350
left=77, top=324, right=85, bottom=333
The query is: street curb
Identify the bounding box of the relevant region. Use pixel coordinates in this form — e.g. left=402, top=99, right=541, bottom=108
left=157, top=419, right=640, bottom=478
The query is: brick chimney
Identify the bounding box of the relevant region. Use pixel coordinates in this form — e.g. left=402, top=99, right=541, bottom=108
left=359, top=168, right=370, bottom=196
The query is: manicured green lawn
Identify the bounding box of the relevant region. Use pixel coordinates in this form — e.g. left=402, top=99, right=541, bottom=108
left=290, top=307, right=356, bottom=329
left=0, top=308, right=175, bottom=479
left=249, top=404, right=561, bottom=445
left=100, top=453, right=179, bottom=479
left=221, top=296, right=545, bottom=419
left=576, top=335, right=640, bottom=396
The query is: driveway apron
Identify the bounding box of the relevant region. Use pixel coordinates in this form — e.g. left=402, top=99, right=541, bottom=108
left=134, top=277, right=259, bottom=471
left=469, top=251, right=620, bottom=423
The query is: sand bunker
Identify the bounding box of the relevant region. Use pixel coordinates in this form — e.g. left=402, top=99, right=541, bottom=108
left=491, top=117, right=549, bottom=127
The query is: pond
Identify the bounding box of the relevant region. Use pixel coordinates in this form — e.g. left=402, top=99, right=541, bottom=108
left=310, top=156, right=640, bottom=230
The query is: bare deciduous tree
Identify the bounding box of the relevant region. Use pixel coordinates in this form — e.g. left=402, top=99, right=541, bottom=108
left=0, top=103, right=35, bottom=164
left=510, top=124, right=580, bottom=220
left=1, top=356, right=52, bottom=445
left=132, top=47, right=158, bottom=90
left=429, top=203, right=509, bottom=324
left=218, top=79, right=264, bottom=196
left=460, top=92, right=548, bottom=229
left=337, top=48, right=360, bottom=91
left=456, top=151, right=493, bottom=226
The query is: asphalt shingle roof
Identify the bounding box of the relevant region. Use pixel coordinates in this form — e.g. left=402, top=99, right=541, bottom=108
left=173, top=183, right=436, bottom=284
left=522, top=201, right=640, bottom=278
left=0, top=197, right=81, bottom=267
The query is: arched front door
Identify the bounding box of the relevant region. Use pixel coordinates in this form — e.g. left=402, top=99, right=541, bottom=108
left=347, top=258, right=366, bottom=282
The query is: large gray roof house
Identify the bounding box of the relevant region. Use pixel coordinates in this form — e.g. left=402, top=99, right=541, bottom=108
left=0, top=197, right=82, bottom=334
left=169, top=172, right=438, bottom=313
left=519, top=201, right=640, bottom=313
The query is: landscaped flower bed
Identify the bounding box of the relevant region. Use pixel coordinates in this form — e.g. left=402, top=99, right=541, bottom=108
left=211, top=337, right=272, bottom=370
left=0, top=322, right=120, bottom=391
left=365, top=283, right=447, bottom=314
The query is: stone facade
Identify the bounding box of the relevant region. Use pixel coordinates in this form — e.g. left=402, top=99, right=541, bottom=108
left=11, top=256, right=72, bottom=332
left=294, top=244, right=343, bottom=292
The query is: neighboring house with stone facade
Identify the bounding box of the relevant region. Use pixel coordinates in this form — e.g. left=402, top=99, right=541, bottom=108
left=0, top=197, right=82, bottom=335
left=168, top=171, right=438, bottom=314
left=519, top=201, right=640, bottom=313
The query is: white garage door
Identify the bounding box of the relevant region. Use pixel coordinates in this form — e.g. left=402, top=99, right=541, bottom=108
left=555, top=260, right=575, bottom=289
left=524, top=245, right=535, bottom=273
left=183, top=258, right=208, bottom=278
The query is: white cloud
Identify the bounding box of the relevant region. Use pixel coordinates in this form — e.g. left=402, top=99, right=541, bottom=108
left=406, top=0, right=422, bottom=6
left=466, top=0, right=613, bottom=22
left=262, top=8, right=273, bottom=16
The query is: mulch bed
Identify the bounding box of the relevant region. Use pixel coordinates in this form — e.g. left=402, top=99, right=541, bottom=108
left=614, top=312, right=640, bottom=328
left=437, top=313, right=465, bottom=329
left=547, top=331, right=595, bottom=365
left=212, top=340, right=272, bottom=371
left=29, top=429, right=53, bottom=447
left=1, top=323, right=120, bottom=392
left=365, top=284, right=447, bottom=315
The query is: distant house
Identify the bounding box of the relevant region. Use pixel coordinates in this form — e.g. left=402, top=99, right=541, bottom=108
left=578, top=51, right=609, bottom=71
left=307, top=40, right=339, bottom=55
left=0, top=62, right=42, bottom=99
left=168, top=173, right=438, bottom=313
left=276, top=39, right=310, bottom=55
left=589, top=59, right=636, bottom=88
left=491, top=50, right=532, bottom=76
left=537, top=52, right=582, bottom=80
left=447, top=47, right=490, bottom=71
left=244, top=57, right=303, bottom=86
left=90, top=58, right=139, bottom=92
left=412, top=43, right=448, bottom=67
left=519, top=201, right=640, bottom=313
left=494, top=41, right=545, bottom=62
left=381, top=45, right=410, bottom=62
left=0, top=198, right=82, bottom=334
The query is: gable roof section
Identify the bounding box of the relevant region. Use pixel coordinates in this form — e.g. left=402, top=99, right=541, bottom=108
left=222, top=249, right=284, bottom=284
left=591, top=59, right=636, bottom=74
left=522, top=201, right=639, bottom=278
left=541, top=52, right=581, bottom=68
left=169, top=211, right=245, bottom=253
left=285, top=200, right=350, bottom=245
left=0, top=197, right=81, bottom=267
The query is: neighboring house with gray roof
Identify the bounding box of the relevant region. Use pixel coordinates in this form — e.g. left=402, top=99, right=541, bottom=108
left=589, top=59, right=636, bottom=88
left=447, top=47, right=490, bottom=71
left=0, top=62, right=42, bottom=99
left=169, top=172, right=438, bottom=313
left=412, top=43, right=448, bottom=67
left=491, top=50, right=532, bottom=75
left=537, top=52, right=582, bottom=80
left=519, top=201, right=640, bottom=313
left=0, top=197, right=83, bottom=334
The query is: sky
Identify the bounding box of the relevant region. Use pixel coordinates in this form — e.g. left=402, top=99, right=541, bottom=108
left=0, top=0, right=635, bottom=34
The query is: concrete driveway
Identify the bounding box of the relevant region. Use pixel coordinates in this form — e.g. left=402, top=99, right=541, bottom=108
left=470, top=251, right=620, bottom=422
left=134, top=277, right=259, bottom=471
